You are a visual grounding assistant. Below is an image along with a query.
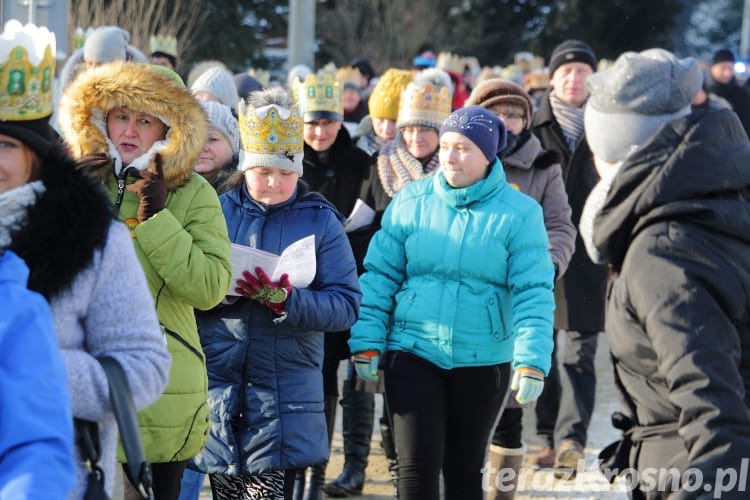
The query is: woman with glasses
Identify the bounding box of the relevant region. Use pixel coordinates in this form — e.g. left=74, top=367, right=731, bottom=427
left=465, top=78, right=576, bottom=499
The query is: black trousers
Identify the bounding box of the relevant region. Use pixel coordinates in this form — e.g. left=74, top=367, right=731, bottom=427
left=384, top=351, right=510, bottom=500
left=124, top=460, right=188, bottom=500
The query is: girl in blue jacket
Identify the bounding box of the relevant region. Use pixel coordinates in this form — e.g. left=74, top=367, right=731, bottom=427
left=193, top=87, right=362, bottom=499
left=349, top=106, right=555, bottom=499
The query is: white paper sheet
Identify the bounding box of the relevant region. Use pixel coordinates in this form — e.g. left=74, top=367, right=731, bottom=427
left=227, top=235, right=316, bottom=296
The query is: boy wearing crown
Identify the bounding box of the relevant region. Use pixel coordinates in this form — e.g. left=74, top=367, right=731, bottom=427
left=191, top=87, right=361, bottom=499
left=288, top=71, right=373, bottom=499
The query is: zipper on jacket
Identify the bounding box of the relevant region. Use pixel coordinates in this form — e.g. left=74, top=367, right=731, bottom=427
left=115, top=167, right=134, bottom=210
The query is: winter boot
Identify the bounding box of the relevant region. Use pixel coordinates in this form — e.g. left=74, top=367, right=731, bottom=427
left=322, top=385, right=374, bottom=497
left=487, top=443, right=526, bottom=500
left=292, top=469, right=305, bottom=500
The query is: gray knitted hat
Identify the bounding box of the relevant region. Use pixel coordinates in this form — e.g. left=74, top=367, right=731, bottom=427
left=83, top=26, right=129, bottom=63
left=191, top=66, right=239, bottom=109
left=200, top=101, right=240, bottom=157
left=584, top=48, right=702, bottom=163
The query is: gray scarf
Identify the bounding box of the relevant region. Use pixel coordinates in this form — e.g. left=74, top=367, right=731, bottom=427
left=0, top=181, right=45, bottom=251
left=550, top=94, right=585, bottom=152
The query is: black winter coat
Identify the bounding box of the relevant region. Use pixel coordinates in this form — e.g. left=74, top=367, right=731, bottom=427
left=594, top=109, right=750, bottom=497
left=707, top=76, right=750, bottom=138
left=301, top=126, right=370, bottom=359
left=531, top=90, right=608, bottom=332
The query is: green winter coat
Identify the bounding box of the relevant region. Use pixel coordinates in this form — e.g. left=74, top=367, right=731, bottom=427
left=58, top=61, right=232, bottom=462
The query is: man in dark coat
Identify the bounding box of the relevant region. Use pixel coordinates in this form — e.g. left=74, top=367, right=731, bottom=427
left=583, top=47, right=750, bottom=499
left=706, top=48, right=750, bottom=137
left=530, top=39, right=609, bottom=474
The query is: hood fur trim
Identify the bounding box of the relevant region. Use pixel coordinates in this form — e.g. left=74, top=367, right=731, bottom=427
left=58, top=61, right=208, bottom=190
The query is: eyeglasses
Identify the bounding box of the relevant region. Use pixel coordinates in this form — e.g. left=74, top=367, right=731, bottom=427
left=496, top=112, right=524, bottom=122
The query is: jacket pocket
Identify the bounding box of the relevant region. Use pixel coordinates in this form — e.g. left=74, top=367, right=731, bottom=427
left=393, top=290, right=416, bottom=331
left=487, top=294, right=509, bottom=342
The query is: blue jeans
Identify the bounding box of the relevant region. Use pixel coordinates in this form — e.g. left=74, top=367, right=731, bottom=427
left=178, top=468, right=205, bottom=500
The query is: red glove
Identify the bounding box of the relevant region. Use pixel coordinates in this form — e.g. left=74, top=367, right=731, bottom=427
left=126, top=156, right=167, bottom=222
left=235, top=267, right=292, bottom=315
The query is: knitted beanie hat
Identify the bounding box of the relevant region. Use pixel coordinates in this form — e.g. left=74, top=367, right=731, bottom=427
left=548, top=39, right=597, bottom=78
left=465, top=78, right=533, bottom=129
left=200, top=101, right=240, bottom=157
left=83, top=26, right=129, bottom=63
left=584, top=48, right=702, bottom=163
left=368, top=69, right=413, bottom=120
left=191, top=66, right=239, bottom=109
left=712, top=48, right=735, bottom=66
left=440, top=105, right=507, bottom=161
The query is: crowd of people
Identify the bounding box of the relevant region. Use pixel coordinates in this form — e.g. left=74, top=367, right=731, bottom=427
left=1, top=17, right=749, bottom=500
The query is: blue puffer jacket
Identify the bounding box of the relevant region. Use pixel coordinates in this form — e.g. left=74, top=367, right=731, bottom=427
left=0, top=251, right=75, bottom=499
left=349, top=159, right=555, bottom=373
left=193, top=182, right=361, bottom=475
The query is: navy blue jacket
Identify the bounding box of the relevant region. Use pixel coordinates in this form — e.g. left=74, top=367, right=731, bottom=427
left=193, top=182, right=361, bottom=474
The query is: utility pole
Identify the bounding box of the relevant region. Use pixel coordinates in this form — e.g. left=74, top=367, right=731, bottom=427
left=288, top=0, right=316, bottom=70
left=742, top=0, right=750, bottom=59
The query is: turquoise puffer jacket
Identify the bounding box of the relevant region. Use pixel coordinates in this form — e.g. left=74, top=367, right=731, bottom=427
left=350, top=159, right=555, bottom=374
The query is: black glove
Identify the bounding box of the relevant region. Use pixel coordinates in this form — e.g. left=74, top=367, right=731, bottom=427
left=126, top=156, right=167, bottom=222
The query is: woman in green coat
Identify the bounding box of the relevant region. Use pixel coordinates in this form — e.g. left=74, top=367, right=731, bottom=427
left=58, top=61, right=232, bottom=500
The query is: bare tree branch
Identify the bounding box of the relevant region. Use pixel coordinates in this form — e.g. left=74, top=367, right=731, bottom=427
left=69, top=0, right=206, bottom=71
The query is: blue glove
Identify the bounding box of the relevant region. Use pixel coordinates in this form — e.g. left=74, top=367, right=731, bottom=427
left=353, top=350, right=380, bottom=382
left=511, top=367, right=545, bottom=405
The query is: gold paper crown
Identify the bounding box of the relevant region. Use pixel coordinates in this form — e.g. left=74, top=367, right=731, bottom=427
left=248, top=68, right=270, bottom=88
left=335, top=66, right=361, bottom=88
left=368, top=68, right=412, bottom=120
left=436, top=52, right=464, bottom=74
left=293, top=73, right=343, bottom=120
left=238, top=101, right=303, bottom=156
left=397, top=82, right=452, bottom=129
left=0, top=20, right=56, bottom=121
left=73, top=27, right=93, bottom=51
left=150, top=35, right=178, bottom=58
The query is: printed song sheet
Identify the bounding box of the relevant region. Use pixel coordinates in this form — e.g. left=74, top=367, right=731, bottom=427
left=228, top=235, right=316, bottom=296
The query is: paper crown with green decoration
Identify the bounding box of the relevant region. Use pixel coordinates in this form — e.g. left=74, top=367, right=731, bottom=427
left=0, top=20, right=56, bottom=121
left=238, top=98, right=304, bottom=173
left=293, top=72, right=343, bottom=122
left=150, top=34, right=178, bottom=58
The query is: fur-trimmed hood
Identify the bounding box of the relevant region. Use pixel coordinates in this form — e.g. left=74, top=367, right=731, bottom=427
left=58, top=61, right=208, bottom=190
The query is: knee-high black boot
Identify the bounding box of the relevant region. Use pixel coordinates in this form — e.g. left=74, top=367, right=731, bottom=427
left=322, top=384, right=374, bottom=497
left=301, top=395, right=338, bottom=500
